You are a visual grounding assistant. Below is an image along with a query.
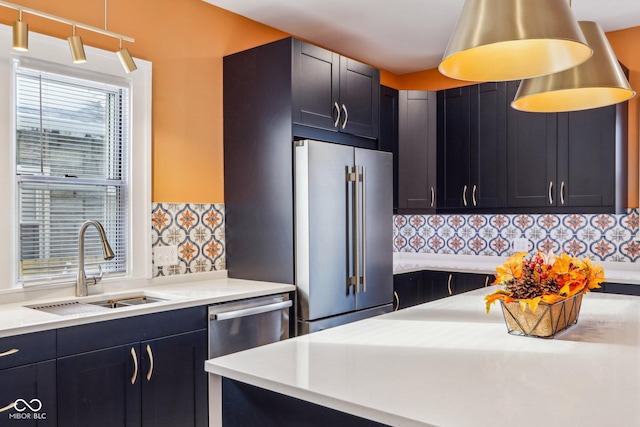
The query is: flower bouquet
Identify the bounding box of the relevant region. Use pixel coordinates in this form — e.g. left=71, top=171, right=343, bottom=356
left=485, top=251, right=605, bottom=338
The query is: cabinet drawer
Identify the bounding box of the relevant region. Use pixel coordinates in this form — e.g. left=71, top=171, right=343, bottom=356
left=0, top=330, right=56, bottom=370
left=57, top=306, right=207, bottom=357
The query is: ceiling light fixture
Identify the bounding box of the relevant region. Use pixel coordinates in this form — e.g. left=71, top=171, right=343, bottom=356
left=512, top=21, right=635, bottom=112
left=0, top=0, right=135, bottom=72
left=117, top=39, right=137, bottom=73
left=439, top=0, right=592, bottom=82
left=68, top=25, right=86, bottom=64
left=12, top=9, right=28, bottom=51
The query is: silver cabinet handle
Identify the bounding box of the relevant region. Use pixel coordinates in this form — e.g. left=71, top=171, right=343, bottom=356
left=447, top=274, right=453, bottom=295
left=430, top=187, right=435, bottom=207
left=211, top=300, right=292, bottom=321
left=0, top=348, right=19, bottom=358
left=361, top=165, right=366, bottom=292
left=341, top=104, right=348, bottom=129
left=333, top=102, right=341, bottom=128
left=548, top=181, right=553, bottom=204
left=484, top=276, right=489, bottom=287
left=560, top=181, right=565, bottom=205
left=393, top=291, right=399, bottom=311
left=130, top=347, right=138, bottom=385
left=146, top=344, right=154, bottom=381
left=472, top=185, right=477, bottom=207
left=0, top=402, right=15, bottom=413
left=462, top=185, right=468, bottom=207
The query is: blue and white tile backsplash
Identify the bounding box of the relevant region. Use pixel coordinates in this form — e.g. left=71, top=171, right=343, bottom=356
left=393, top=210, right=640, bottom=262
left=152, top=203, right=226, bottom=277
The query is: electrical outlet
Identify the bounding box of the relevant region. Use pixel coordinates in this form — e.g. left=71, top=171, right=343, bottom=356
left=154, top=245, right=178, bottom=266
left=512, top=238, right=529, bottom=252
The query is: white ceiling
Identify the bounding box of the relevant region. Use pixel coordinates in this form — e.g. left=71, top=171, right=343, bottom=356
left=202, top=0, right=640, bottom=75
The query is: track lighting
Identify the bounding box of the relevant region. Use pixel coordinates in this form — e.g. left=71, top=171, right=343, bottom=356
left=117, top=39, right=137, bottom=73
left=439, top=0, right=592, bottom=82
left=12, top=9, right=28, bottom=51
left=67, top=25, right=86, bottom=64
left=0, top=0, right=136, bottom=72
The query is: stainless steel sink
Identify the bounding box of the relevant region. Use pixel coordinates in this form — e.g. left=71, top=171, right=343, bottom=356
left=28, top=295, right=168, bottom=315
left=88, top=295, right=167, bottom=309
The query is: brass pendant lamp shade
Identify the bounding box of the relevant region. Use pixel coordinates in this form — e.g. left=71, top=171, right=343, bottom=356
left=512, top=21, right=635, bottom=112
left=439, top=0, right=593, bottom=82
left=13, top=10, right=28, bottom=51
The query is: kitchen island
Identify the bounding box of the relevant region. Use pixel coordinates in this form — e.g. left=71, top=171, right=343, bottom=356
left=206, top=287, right=640, bottom=427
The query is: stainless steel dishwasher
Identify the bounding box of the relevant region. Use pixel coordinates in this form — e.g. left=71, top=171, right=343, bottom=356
left=208, top=293, right=293, bottom=359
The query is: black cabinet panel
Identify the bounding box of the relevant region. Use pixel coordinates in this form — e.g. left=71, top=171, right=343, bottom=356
left=57, top=344, right=142, bottom=427
left=141, top=330, right=208, bottom=427
left=339, top=56, right=380, bottom=139
left=0, top=330, right=56, bottom=370
left=602, top=282, right=640, bottom=296
left=0, top=360, right=56, bottom=427
left=397, top=90, right=437, bottom=213
left=393, top=272, right=424, bottom=310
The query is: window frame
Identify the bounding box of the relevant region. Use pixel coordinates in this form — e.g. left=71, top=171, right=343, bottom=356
left=0, top=24, right=152, bottom=291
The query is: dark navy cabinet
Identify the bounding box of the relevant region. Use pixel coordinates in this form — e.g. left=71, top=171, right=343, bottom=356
left=55, top=306, right=208, bottom=427
left=0, top=330, right=57, bottom=426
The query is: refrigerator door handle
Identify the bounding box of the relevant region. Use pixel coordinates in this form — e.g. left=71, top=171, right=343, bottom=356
left=360, top=165, right=366, bottom=292
left=347, top=166, right=360, bottom=294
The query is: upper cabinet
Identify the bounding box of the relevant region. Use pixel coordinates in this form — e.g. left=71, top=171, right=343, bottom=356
left=292, top=39, right=379, bottom=140
left=393, top=81, right=626, bottom=215
left=507, top=80, right=623, bottom=212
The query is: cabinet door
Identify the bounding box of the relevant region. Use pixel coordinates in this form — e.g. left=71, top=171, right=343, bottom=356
left=507, top=81, right=558, bottom=208
left=601, top=282, right=640, bottom=296
left=456, top=273, right=492, bottom=293
left=471, top=82, right=507, bottom=208
left=339, top=56, right=379, bottom=139
left=438, top=87, right=472, bottom=209
left=141, top=330, right=208, bottom=427
left=393, top=272, right=424, bottom=310
left=57, top=344, right=141, bottom=427
left=397, top=90, right=437, bottom=213
left=292, top=40, right=340, bottom=132
left=0, top=360, right=56, bottom=426
left=557, top=107, right=616, bottom=208
left=425, top=271, right=456, bottom=301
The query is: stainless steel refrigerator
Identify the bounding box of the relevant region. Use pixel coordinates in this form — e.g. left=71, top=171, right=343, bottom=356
left=294, top=139, right=393, bottom=334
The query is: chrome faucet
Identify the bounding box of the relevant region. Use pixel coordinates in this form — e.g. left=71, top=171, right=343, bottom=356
left=76, top=220, right=115, bottom=297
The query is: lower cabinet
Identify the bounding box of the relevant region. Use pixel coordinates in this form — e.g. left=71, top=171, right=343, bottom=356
left=393, top=270, right=492, bottom=309
left=598, top=282, right=640, bottom=296
left=57, top=330, right=207, bottom=427
left=0, top=360, right=57, bottom=426
left=56, top=306, right=208, bottom=427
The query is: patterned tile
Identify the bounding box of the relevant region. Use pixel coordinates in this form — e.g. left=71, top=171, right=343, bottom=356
left=152, top=203, right=225, bottom=277
left=393, top=209, right=640, bottom=263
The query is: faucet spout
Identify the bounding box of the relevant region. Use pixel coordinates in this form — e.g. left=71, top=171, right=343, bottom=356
left=76, top=220, right=115, bottom=297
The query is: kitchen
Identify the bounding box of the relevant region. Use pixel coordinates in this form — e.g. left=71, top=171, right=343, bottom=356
left=1, top=0, right=640, bottom=426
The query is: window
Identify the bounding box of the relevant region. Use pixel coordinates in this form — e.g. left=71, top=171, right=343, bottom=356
left=15, top=65, right=128, bottom=285
left=0, top=24, right=152, bottom=291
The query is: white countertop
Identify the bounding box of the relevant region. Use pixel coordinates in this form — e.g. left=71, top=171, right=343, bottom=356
left=0, top=274, right=295, bottom=338
left=393, top=252, right=640, bottom=284
left=206, top=288, right=640, bottom=427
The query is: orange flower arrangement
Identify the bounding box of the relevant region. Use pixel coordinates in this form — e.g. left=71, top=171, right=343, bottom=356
left=485, top=251, right=605, bottom=313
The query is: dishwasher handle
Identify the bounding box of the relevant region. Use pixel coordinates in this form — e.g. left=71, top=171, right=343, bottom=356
left=210, top=300, right=292, bottom=321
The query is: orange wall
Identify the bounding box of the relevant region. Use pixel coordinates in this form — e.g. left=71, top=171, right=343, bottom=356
left=1, top=2, right=638, bottom=206
left=0, top=0, right=287, bottom=203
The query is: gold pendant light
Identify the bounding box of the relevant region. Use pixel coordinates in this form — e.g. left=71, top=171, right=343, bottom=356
left=512, top=21, right=635, bottom=112
left=68, top=25, right=87, bottom=63
left=439, top=0, right=592, bottom=82
left=117, top=39, right=137, bottom=73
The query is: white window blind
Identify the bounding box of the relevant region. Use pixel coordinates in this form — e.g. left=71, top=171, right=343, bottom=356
left=15, top=64, right=129, bottom=285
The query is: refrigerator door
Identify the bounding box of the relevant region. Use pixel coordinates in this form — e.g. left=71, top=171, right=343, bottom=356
left=353, top=148, right=393, bottom=310
left=295, top=140, right=356, bottom=321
